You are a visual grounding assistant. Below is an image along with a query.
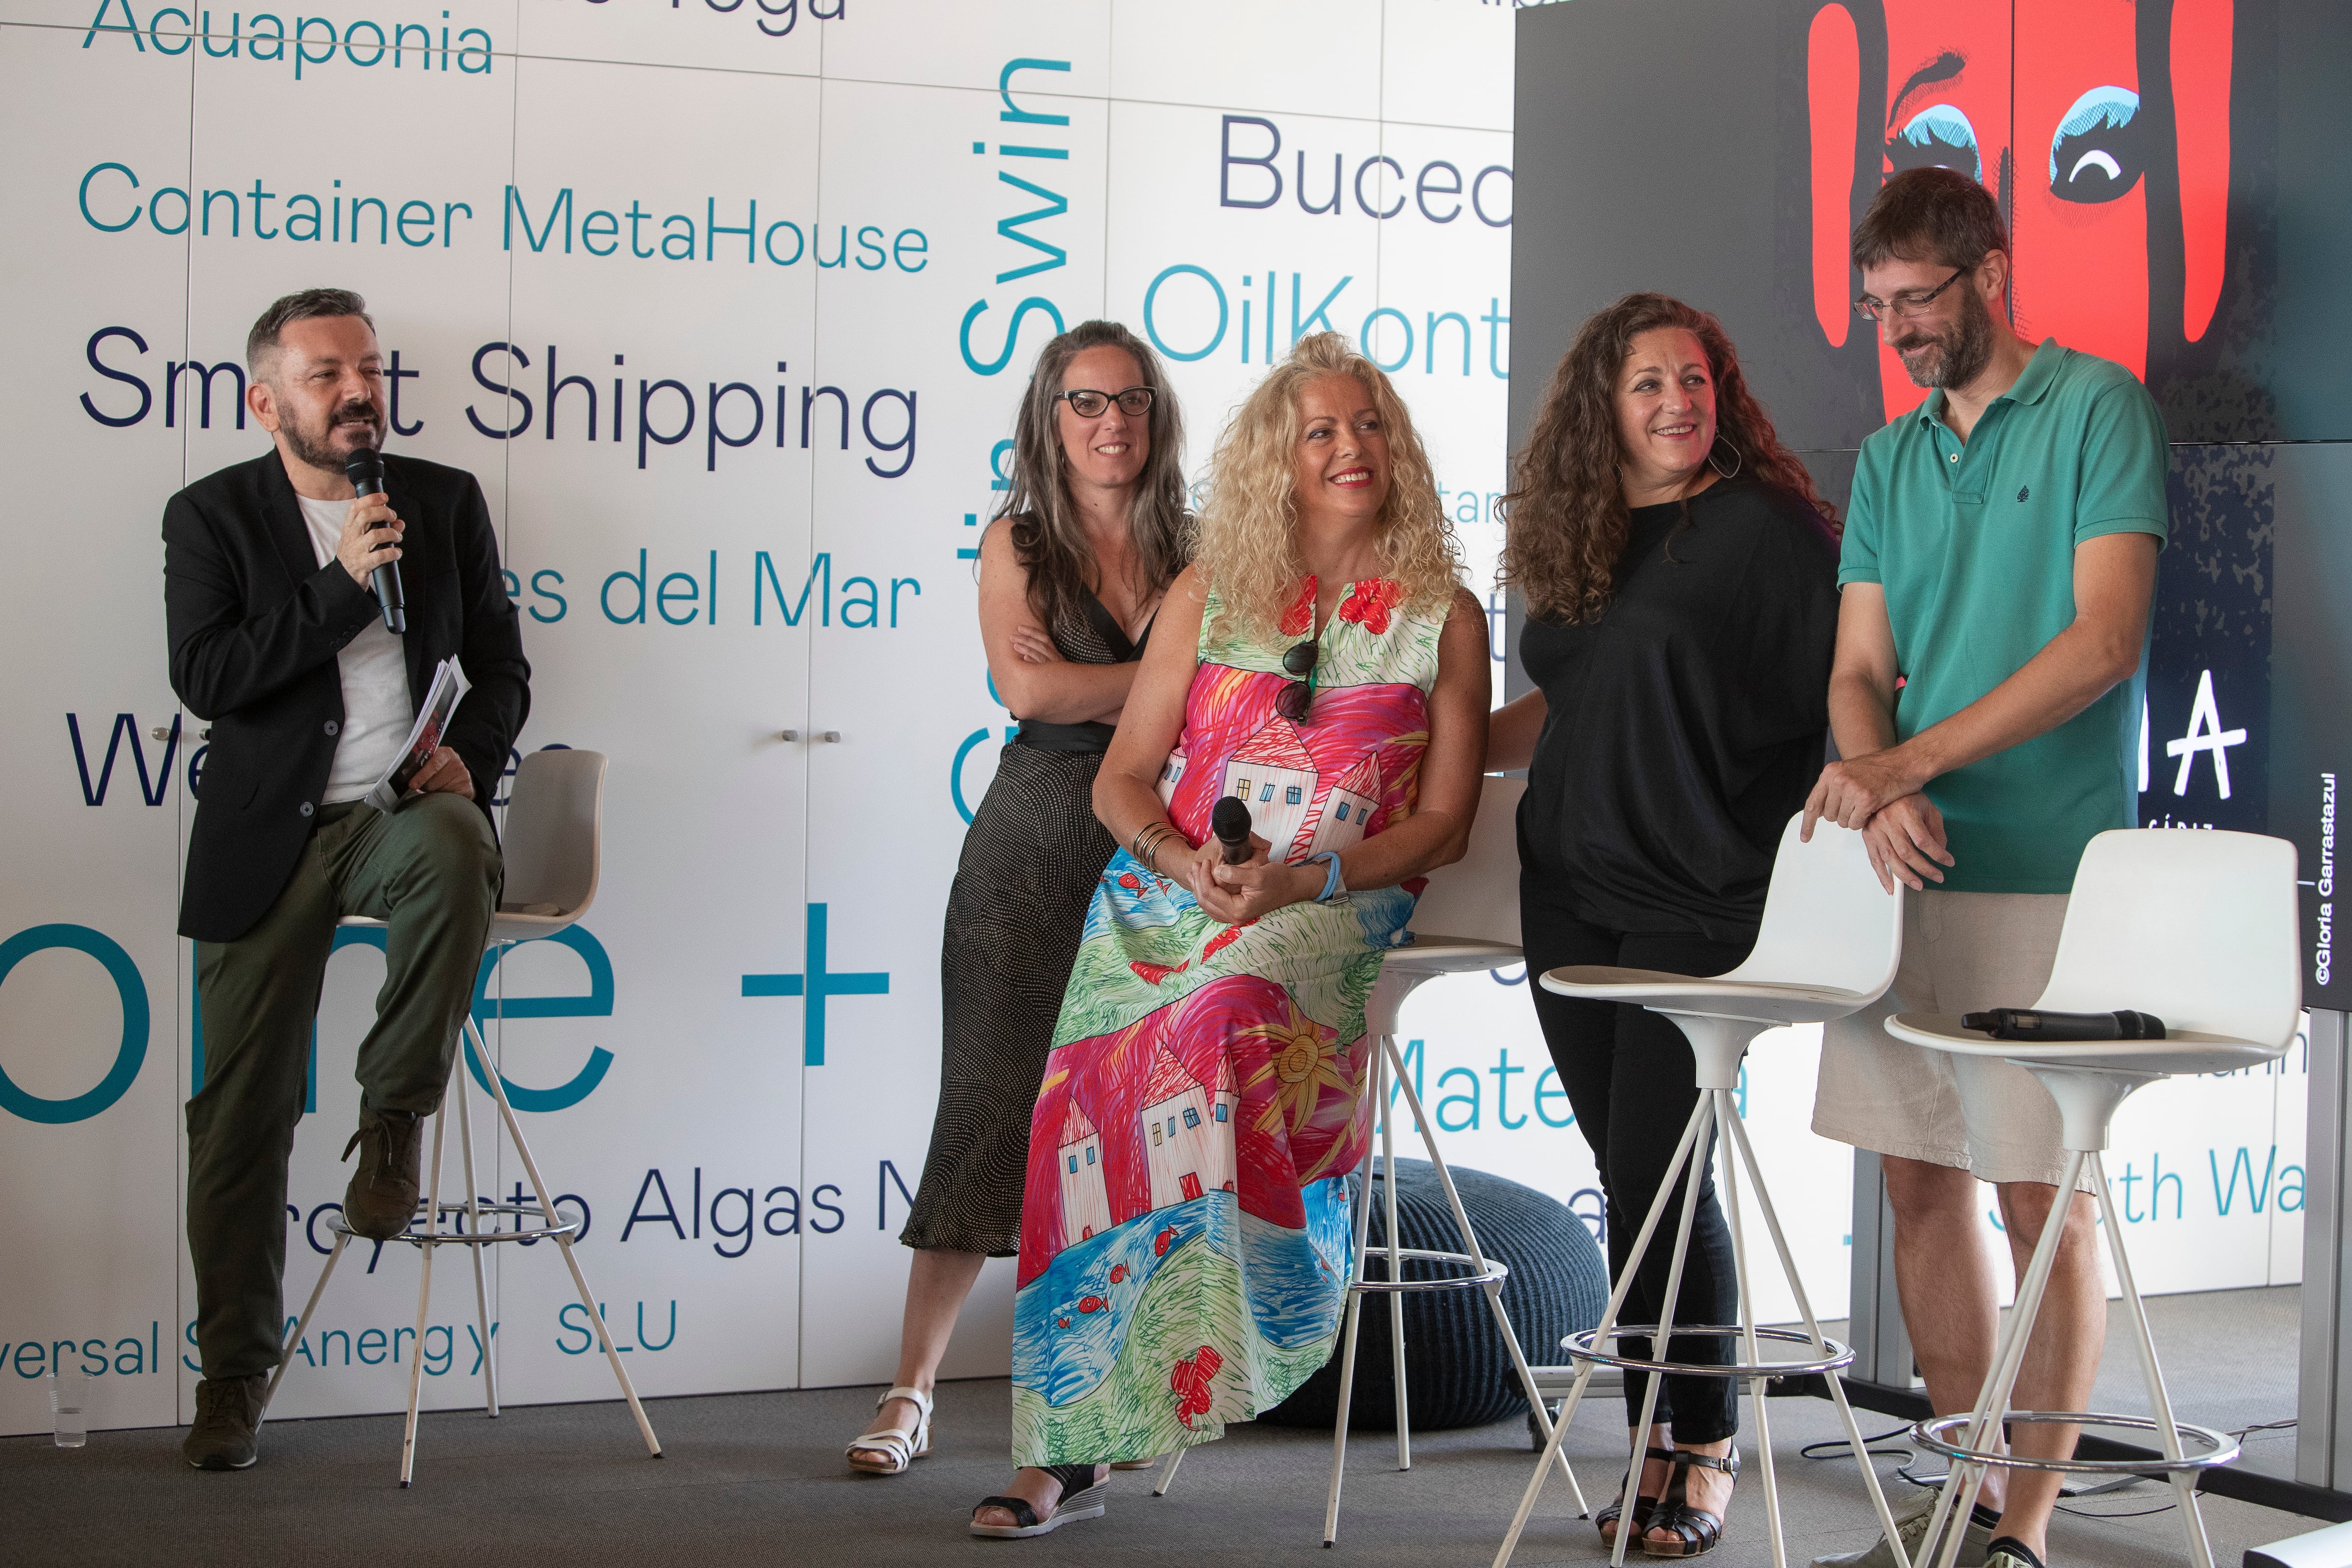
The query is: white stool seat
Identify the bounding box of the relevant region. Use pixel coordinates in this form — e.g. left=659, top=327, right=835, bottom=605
left=1545, top=968, right=1885, bottom=1026
left=1388, top=936, right=1520, bottom=973
left=1892, top=827, right=2300, bottom=1568
left=1500, top=813, right=1910, bottom=1568
left=270, top=752, right=661, bottom=1485
left=1204, top=775, right=1597, bottom=1542
left=1884, top=1014, right=2280, bottom=1079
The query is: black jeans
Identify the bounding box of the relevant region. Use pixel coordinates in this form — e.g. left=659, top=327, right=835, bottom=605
left=1521, top=877, right=1753, bottom=1445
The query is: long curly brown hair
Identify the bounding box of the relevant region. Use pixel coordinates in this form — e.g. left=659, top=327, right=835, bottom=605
left=1500, top=293, right=1836, bottom=624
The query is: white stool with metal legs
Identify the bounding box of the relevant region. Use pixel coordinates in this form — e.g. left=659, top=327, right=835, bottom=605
left=1886, top=828, right=2300, bottom=1568
left=1153, top=775, right=1592, bottom=1543
left=264, top=749, right=662, bottom=1486
left=1494, top=814, right=1914, bottom=1568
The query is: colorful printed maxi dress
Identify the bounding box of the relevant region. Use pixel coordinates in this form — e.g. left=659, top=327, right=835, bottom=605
left=1011, top=575, right=1445, bottom=1465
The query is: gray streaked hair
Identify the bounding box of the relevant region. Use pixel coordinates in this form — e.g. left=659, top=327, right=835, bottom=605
left=996, top=320, right=1191, bottom=639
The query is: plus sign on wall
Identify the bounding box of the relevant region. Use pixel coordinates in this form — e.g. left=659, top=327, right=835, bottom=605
left=741, top=904, right=890, bottom=1067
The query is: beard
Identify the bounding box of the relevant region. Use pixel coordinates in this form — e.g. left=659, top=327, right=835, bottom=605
left=1891, top=284, right=1995, bottom=391
left=279, top=396, right=384, bottom=472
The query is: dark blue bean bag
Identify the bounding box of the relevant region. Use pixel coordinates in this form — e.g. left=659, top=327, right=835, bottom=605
left=1264, top=1157, right=1608, bottom=1432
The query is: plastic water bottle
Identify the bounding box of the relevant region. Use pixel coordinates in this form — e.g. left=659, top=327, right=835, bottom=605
left=48, top=1372, right=87, bottom=1448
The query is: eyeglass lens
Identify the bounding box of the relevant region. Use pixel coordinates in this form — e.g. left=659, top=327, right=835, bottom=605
left=1282, top=639, right=1318, bottom=677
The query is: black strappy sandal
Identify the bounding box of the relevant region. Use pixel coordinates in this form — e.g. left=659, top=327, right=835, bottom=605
left=969, top=1464, right=1109, bottom=1539
left=1642, top=1447, right=1739, bottom=1558
left=1597, top=1446, right=1679, bottom=1547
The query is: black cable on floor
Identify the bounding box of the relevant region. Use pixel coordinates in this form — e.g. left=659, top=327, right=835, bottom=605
left=1799, top=1424, right=1915, bottom=1463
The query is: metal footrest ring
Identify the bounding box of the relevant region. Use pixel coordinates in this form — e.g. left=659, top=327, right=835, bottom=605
left=1563, top=1323, right=1857, bottom=1379
left=1347, top=1246, right=1507, bottom=1292
left=328, top=1200, right=580, bottom=1248
left=1910, top=1411, right=2240, bottom=1476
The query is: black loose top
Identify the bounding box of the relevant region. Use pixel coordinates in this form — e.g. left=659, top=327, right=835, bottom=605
left=1518, top=476, right=1840, bottom=942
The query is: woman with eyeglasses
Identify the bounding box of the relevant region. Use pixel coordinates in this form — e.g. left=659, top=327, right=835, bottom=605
left=966, top=332, right=1488, bottom=1539
left=1486, top=294, right=1839, bottom=1559
left=847, top=321, right=1190, bottom=1480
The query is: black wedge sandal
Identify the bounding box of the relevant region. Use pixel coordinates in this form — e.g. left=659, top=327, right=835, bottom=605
left=970, top=1464, right=1109, bottom=1540
left=1597, top=1447, right=1679, bottom=1547
left=1642, top=1447, right=1740, bottom=1558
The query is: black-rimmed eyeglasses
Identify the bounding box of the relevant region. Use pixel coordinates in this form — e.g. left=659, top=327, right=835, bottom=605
left=1853, top=266, right=1970, bottom=323
left=1060, top=385, right=1155, bottom=418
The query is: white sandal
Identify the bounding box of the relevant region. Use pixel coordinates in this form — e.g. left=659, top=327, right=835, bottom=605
left=846, top=1385, right=932, bottom=1474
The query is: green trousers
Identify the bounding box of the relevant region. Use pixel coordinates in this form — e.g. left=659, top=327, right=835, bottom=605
left=187, top=792, right=501, bottom=1380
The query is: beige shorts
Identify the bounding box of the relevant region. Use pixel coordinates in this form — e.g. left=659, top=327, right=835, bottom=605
left=1812, top=890, right=2086, bottom=1189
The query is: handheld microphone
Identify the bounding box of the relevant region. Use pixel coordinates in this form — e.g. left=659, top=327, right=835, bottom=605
left=343, top=446, right=404, bottom=635
left=1211, top=796, right=1254, bottom=865
left=1960, top=1008, right=2167, bottom=1042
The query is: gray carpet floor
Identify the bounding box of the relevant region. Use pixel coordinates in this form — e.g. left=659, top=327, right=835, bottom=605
left=0, top=1286, right=2322, bottom=1567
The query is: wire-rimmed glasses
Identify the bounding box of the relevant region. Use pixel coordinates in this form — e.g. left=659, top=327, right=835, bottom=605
left=1853, top=266, right=1970, bottom=323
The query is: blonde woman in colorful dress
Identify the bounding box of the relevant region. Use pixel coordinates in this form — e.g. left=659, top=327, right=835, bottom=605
left=968, top=332, right=1491, bottom=1538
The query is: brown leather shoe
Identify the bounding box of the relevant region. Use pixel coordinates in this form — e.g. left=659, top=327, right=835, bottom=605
left=341, top=1107, right=424, bottom=1240
left=183, top=1374, right=266, bottom=1470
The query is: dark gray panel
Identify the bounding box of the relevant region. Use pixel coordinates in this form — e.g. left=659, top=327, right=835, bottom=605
left=1797, top=450, right=1859, bottom=522
left=1510, top=0, right=1884, bottom=459
left=2273, top=0, right=2352, bottom=440
left=2148, top=444, right=2274, bottom=836
left=2269, top=442, right=2352, bottom=1001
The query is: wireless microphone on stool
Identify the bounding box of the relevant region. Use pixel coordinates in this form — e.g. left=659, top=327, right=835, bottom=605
left=344, top=446, right=404, bottom=634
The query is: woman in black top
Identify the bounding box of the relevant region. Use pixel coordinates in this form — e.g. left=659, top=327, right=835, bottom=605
left=845, top=321, right=1189, bottom=1476
left=1490, top=294, right=1839, bottom=1557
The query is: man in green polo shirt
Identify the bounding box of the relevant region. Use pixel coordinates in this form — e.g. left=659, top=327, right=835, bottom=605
left=1804, top=168, right=2168, bottom=1568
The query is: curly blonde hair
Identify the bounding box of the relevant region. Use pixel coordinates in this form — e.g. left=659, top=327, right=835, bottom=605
left=1194, top=332, right=1462, bottom=640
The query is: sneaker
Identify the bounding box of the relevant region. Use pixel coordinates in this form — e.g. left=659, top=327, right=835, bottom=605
left=1984, top=1537, right=2047, bottom=1568
left=342, top=1107, right=424, bottom=1240
left=1812, top=1487, right=1995, bottom=1568
left=183, top=1375, right=266, bottom=1470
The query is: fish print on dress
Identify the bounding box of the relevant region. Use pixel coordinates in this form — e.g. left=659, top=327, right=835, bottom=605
left=1010, top=577, right=1444, bottom=1466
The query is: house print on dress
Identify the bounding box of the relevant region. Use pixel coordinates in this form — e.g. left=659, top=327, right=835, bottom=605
left=1138, top=1044, right=1240, bottom=1209
left=1156, top=746, right=1187, bottom=807
left=1220, top=717, right=1318, bottom=862
left=1297, top=751, right=1381, bottom=861
left=1056, top=1099, right=1113, bottom=1249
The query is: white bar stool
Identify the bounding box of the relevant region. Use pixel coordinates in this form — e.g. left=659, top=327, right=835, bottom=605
left=1494, top=814, right=1912, bottom=1568
left=263, top=749, right=662, bottom=1486
left=1885, top=827, right=2301, bottom=1568
left=1153, top=775, right=1591, bottom=1543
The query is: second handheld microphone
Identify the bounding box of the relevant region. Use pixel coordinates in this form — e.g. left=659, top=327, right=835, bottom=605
left=343, top=446, right=404, bottom=635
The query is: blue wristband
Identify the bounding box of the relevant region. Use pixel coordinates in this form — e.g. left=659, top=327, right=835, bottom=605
left=1309, top=851, right=1346, bottom=903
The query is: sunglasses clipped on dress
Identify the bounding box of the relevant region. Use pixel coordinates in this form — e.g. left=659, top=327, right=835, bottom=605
left=1277, top=633, right=1317, bottom=722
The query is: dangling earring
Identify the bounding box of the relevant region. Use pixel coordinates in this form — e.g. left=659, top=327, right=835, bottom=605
left=1708, top=435, right=1743, bottom=479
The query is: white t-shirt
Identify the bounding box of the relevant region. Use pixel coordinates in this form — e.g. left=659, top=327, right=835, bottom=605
left=297, top=494, right=415, bottom=804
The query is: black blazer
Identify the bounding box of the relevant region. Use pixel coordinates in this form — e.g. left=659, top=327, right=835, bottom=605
left=164, top=451, right=531, bottom=943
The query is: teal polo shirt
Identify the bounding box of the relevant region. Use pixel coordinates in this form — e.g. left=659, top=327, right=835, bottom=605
left=1838, top=339, right=2169, bottom=893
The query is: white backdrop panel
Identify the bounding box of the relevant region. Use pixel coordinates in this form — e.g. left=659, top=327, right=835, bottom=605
left=0, top=14, right=193, bottom=1440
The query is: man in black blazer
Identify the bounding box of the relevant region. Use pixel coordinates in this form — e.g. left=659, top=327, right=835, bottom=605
left=164, top=289, right=529, bottom=1471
